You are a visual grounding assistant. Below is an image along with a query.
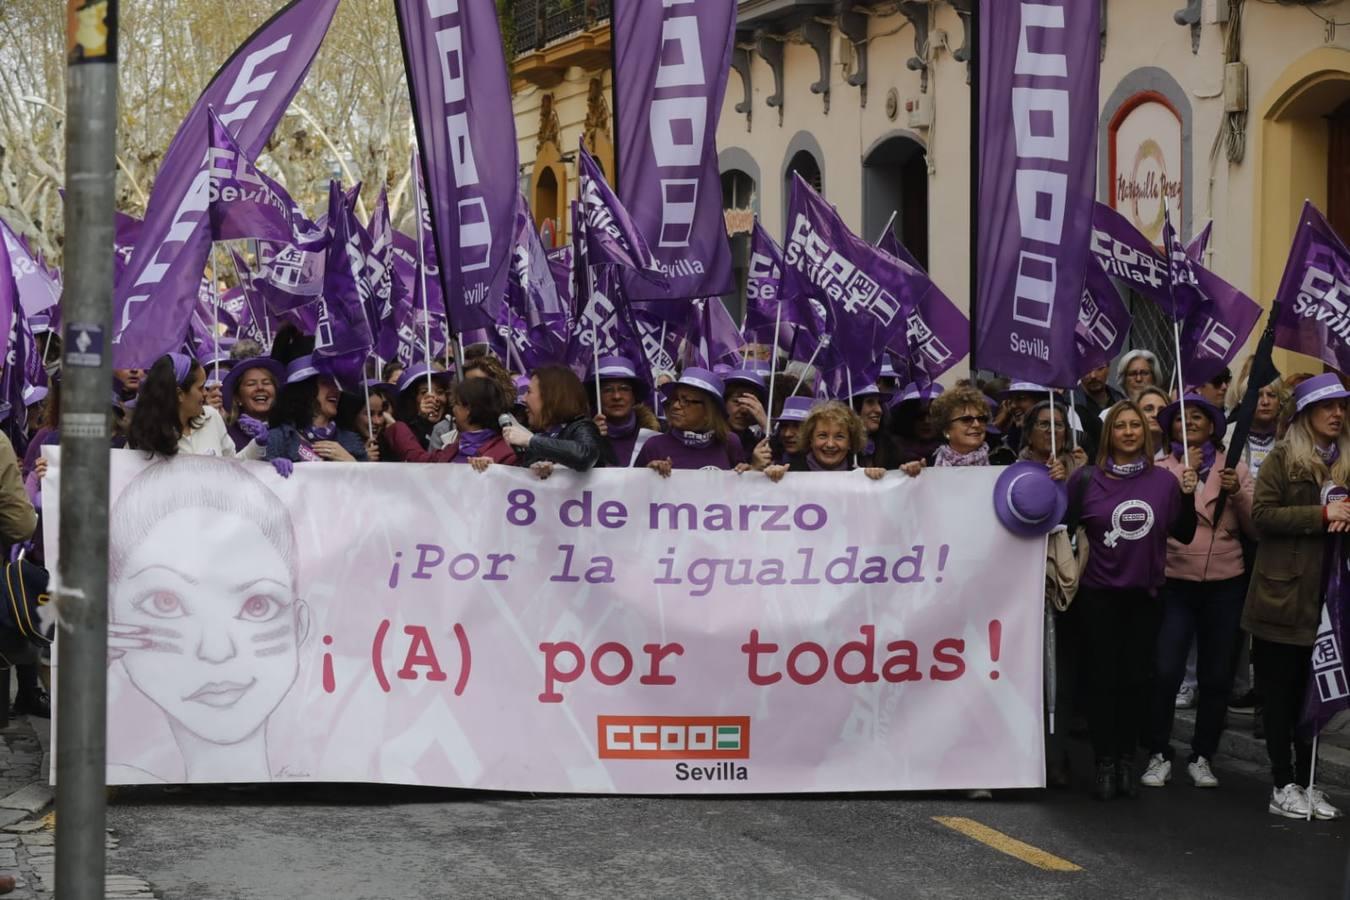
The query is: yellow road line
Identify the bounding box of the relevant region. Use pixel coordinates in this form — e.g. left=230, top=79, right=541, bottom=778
left=933, top=816, right=1083, bottom=873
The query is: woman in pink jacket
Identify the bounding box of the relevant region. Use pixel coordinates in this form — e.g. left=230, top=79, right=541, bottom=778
left=1141, top=393, right=1257, bottom=790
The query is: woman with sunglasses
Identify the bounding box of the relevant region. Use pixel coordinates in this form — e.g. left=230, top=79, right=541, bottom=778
left=1018, top=400, right=1087, bottom=482
left=637, top=368, right=743, bottom=475
left=925, top=385, right=999, bottom=468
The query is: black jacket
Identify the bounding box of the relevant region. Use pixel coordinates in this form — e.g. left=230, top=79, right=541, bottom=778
left=519, top=417, right=612, bottom=471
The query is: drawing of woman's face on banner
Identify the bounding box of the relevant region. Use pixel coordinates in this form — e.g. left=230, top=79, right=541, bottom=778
left=108, top=457, right=310, bottom=764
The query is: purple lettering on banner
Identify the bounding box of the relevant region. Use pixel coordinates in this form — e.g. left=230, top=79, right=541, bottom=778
left=112, top=0, right=340, bottom=366
left=1275, top=202, right=1350, bottom=375
left=395, top=0, right=517, bottom=331
left=612, top=0, right=735, bottom=301
left=975, top=0, right=1101, bottom=388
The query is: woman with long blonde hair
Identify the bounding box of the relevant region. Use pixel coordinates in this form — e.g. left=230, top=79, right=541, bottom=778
left=1243, top=373, right=1350, bottom=820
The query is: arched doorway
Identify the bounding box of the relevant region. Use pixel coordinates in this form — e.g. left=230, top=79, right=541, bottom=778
left=862, top=133, right=928, bottom=269
left=531, top=140, right=567, bottom=248
left=785, top=150, right=822, bottom=196
left=1254, top=48, right=1350, bottom=374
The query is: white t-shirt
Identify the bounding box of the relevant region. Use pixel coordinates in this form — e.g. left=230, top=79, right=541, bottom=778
left=178, top=406, right=263, bottom=460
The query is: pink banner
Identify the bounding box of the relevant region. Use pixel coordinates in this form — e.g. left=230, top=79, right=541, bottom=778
left=47, top=450, right=1046, bottom=792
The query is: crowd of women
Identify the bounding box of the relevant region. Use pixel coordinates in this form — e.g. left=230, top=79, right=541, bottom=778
left=5, top=326, right=1346, bottom=820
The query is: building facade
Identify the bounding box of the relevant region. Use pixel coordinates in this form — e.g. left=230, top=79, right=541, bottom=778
left=509, top=0, right=1350, bottom=380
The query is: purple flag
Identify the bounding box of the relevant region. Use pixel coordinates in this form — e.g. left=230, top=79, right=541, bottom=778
left=546, top=246, right=575, bottom=317
left=878, top=231, right=971, bottom=388
left=612, top=0, right=735, bottom=301
left=508, top=194, right=568, bottom=341
left=975, top=0, right=1101, bottom=387
left=1179, top=264, right=1261, bottom=388
left=578, top=145, right=666, bottom=281
left=359, top=190, right=402, bottom=363
left=1301, top=541, right=1350, bottom=738
left=1163, top=211, right=1206, bottom=321
left=1090, top=202, right=1170, bottom=306
left=112, top=211, right=143, bottom=288
left=113, top=0, right=339, bottom=366
left=1187, top=221, right=1213, bottom=263
left=1275, top=202, right=1350, bottom=375
left=743, top=221, right=823, bottom=354
left=207, top=109, right=325, bottom=248
left=396, top=0, right=517, bottom=331
left=780, top=174, right=919, bottom=395
left=1076, top=257, right=1131, bottom=376
left=0, top=219, right=60, bottom=316
left=0, top=231, right=20, bottom=401
left=682, top=297, right=744, bottom=370
left=313, top=184, right=374, bottom=387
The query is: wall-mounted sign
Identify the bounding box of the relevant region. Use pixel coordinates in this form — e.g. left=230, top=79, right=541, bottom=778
left=723, top=208, right=754, bottom=236
left=1109, top=94, right=1183, bottom=247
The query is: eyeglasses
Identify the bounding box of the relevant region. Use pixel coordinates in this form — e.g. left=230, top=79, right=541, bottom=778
left=949, top=414, right=990, bottom=426
left=1033, top=420, right=1067, bottom=432
left=669, top=395, right=706, bottom=409
left=1125, top=369, right=1153, bottom=380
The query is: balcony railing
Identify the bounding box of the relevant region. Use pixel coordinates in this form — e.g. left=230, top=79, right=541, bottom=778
left=512, top=0, right=612, bottom=57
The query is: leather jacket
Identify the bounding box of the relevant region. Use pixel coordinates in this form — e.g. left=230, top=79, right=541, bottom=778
left=518, top=417, right=611, bottom=471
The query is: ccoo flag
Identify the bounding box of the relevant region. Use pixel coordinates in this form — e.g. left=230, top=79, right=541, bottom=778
left=612, top=0, right=736, bottom=302
left=395, top=0, right=517, bottom=332
left=975, top=0, right=1101, bottom=388
left=112, top=0, right=340, bottom=366
left=1274, top=202, right=1350, bottom=376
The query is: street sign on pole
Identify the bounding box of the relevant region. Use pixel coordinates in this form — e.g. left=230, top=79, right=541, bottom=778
left=58, top=1, right=118, bottom=896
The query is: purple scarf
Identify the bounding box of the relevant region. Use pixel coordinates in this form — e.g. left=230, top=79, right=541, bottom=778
left=302, top=422, right=337, bottom=444
left=1104, top=456, right=1147, bottom=479
left=806, top=453, right=849, bottom=472
left=933, top=443, right=989, bottom=467
left=452, top=428, right=496, bottom=462
left=673, top=429, right=715, bottom=449
left=1317, top=442, right=1342, bottom=466
left=607, top=413, right=638, bottom=440
left=1171, top=442, right=1217, bottom=479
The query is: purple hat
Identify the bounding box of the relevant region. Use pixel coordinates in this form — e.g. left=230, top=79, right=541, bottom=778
left=29, top=315, right=50, bottom=336
left=879, top=356, right=899, bottom=382
left=848, top=383, right=883, bottom=403
left=993, top=461, right=1068, bottom=538
left=396, top=363, right=453, bottom=396
left=285, top=355, right=321, bottom=386
left=893, top=382, right=945, bottom=406
left=724, top=368, right=768, bottom=399
left=222, top=358, right=286, bottom=413
left=1293, top=372, right=1350, bottom=416
left=200, top=351, right=235, bottom=387
left=1157, top=394, right=1226, bottom=441
left=514, top=375, right=530, bottom=403
left=660, top=367, right=726, bottom=414
left=778, top=396, right=814, bottom=424
left=594, top=355, right=650, bottom=402
left=997, top=381, right=1050, bottom=402
left=21, top=385, right=47, bottom=408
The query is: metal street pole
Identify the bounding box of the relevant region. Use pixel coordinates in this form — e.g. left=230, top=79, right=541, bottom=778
left=57, top=2, right=118, bottom=898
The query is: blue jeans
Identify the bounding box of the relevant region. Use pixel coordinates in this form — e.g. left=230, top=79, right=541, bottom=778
left=1147, top=576, right=1247, bottom=762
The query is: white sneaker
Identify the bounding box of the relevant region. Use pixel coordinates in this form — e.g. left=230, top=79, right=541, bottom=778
left=1140, top=754, right=1171, bottom=787
left=1269, top=783, right=1311, bottom=819
left=1174, top=685, right=1197, bottom=709
left=1187, top=756, right=1219, bottom=788
left=1307, top=787, right=1344, bottom=820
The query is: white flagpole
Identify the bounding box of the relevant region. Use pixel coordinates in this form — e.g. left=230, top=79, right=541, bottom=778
left=455, top=332, right=465, bottom=382
left=1048, top=387, right=1057, bottom=463
left=208, top=244, right=221, bottom=385
left=1165, top=199, right=1187, bottom=458
left=766, top=301, right=783, bottom=435
left=799, top=335, right=828, bottom=395
left=656, top=320, right=667, bottom=381
left=874, top=210, right=899, bottom=246
left=1308, top=733, right=1320, bottom=821
left=412, top=150, right=433, bottom=394
left=591, top=322, right=602, bottom=412
left=362, top=374, right=373, bottom=446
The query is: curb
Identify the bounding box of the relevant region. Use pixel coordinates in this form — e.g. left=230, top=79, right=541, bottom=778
left=1173, top=708, right=1350, bottom=788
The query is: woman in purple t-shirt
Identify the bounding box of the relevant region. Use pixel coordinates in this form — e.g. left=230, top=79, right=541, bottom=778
left=639, top=368, right=743, bottom=475
left=1068, top=399, right=1197, bottom=801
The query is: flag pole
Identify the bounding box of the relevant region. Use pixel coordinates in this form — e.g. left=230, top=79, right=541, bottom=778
left=412, top=151, right=433, bottom=395
left=1048, top=386, right=1057, bottom=463
left=766, top=301, right=783, bottom=435
left=455, top=332, right=465, bottom=382
left=875, top=210, right=898, bottom=246
left=1165, top=200, right=1187, bottom=456
left=362, top=370, right=373, bottom=448
left=591, top=322, right=602, bottom=412
left=1308, top=733, right=1320, bottom=821
left=209, top=243, right=221, bottom=385
left=799, top=335, right=829, bottom=394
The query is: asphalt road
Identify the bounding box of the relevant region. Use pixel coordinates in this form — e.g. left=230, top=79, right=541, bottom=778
left=105, top=753, right=1347, bottom=900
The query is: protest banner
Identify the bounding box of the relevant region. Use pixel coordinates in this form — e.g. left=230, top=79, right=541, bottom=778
left=46, top=450, right=1046, bottom=793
